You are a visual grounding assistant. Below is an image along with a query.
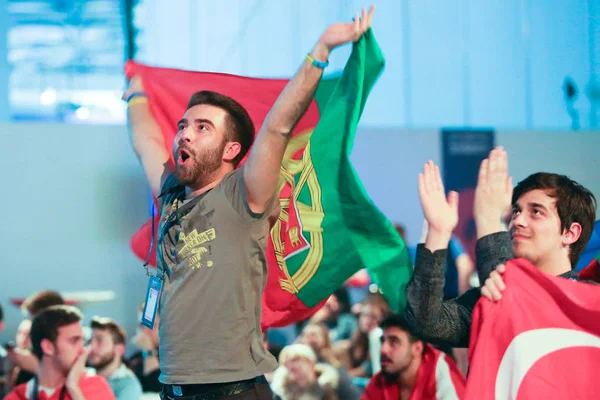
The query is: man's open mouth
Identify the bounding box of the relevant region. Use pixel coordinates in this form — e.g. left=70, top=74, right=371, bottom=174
left=179, top=149, right=191, bottom=164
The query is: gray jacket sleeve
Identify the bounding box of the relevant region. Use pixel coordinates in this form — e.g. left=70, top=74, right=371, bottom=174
left=475, top=231, right=513, bottom=284
left=404, top=232, right=514, bottom=348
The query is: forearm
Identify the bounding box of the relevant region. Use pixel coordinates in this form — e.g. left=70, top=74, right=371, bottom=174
left=424, top=228, right=452, bottom=253
left=404, top=245, right=474, bottom=347
left=262, top=43, right=328, bottom=137
left=11, top=349, right=39, bottom=373
left=127, top=102, right=166, bottom=155
left=475, top=231, right=513, bottom=284
left=456, top=254, right=475, bottom=294
left=243, top=42, right=329, bottom=208
left=404, top=245, right=447, bottom=331
left=475, top=216, right=504, bottom=240
left=143, top=355, right=160, bottom=376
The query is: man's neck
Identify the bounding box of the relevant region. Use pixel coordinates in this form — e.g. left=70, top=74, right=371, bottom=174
left=185, top=168, right=232, bottom=199
left=37, top=360, right=66, bottom=389
left=536, top=253, right=572, bottom=276
left=397, top=357, right=421, bottom=392
left=97, top=359, right=122, bottom=379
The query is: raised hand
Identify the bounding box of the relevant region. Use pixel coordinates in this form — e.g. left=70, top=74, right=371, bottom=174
left=474, top=147, right=513, bottom=238
left=319, top=6, right=375, bottom=52
left=66, top=347, right=90, bottom=394
left=418, top=160, right=459, bottom=235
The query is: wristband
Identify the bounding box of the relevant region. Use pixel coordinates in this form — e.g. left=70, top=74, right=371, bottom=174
left=142, top=349, right=159, bottom=359
left=127, top=97, right=149, bottom=108
left=126, top=91, right=148, bottom=103
left=306, top=54, right=329, bottom=69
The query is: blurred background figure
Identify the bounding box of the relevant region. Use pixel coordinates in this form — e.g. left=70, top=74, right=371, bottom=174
left=88, top=317, right=143, bottom=399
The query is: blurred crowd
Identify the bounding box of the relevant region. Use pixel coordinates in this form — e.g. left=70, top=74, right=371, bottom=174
left=0, top=224, right=473, bottom=399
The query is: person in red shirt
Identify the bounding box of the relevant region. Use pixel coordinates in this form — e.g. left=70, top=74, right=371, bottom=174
left=5, top=305, right=115, bottom=400
left=362, top=315, right=465, bottom=400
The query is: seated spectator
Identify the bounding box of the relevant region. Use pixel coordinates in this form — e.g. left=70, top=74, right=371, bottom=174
left=309, top=288, right=357, bottom=342
left=361, top=315, right=465, bottom=400
left=342, top=293, right=391, bottom=378
left=126, top=306, right=161, bottom=393
left=298, top=322, right=360, bottom=399
left=298, top=322, right=340, bottom=368
left=272, top=343, right=357, bottom=400
left=9, top=290, right=65, bottom=387
left=88, top=317, right=142, bottom=399
left=5, top=305, right=115, bottom=400
left=22, top=291, right=65, bottom=317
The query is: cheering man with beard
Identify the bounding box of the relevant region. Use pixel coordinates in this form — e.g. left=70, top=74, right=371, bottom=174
left=123, top=6, right=376, bottom=400
left=361, top=315, right=465, bottom=400
left=87, top=317, right=143, bottom=399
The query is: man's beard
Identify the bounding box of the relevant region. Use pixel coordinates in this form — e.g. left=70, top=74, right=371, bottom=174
left=87, top=351, right=116, bottom=371
left=381, top=370, right=400, bottom=381
left=176, top=141, right=226, bottom=188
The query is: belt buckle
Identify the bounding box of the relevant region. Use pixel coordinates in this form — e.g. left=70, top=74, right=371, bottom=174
left=172, top=385, right=183, bottom=397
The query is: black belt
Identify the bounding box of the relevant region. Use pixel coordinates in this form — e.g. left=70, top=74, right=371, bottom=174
left=162, top=375, right=267, bottom=399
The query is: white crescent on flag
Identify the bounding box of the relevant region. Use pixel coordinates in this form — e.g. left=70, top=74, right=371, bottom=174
left=495, top=328, right=600, bottom=399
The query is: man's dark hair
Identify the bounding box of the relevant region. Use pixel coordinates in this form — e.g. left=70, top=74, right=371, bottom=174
left=30, top=305, right=82, bottom=359
left=381, top=314, right=420, bottom=342
left=91, top=316, right=126, bottom=345
left=187, top=91, right=255, bottom=167
left=22, top=290, right=64, bottom=317
left=381, top=314, right=426, bottom=356
left=0, top=303, right=3, bottom=322
left=513, top=173, right=597, bottom=268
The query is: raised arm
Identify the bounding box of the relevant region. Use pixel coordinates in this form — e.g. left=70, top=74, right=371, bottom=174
left=404, top=160, right=477, bottom=347
left=473, top=147, right=514, bottom=282
left=243, top=6, right=375, bottom=213
left=405, top=151, right=514, bottom=347
left=123, top=76, right=174, bottom=198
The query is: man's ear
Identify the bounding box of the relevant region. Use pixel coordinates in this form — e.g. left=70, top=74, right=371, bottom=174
left=115, top=343, right=126, bottom=358
left=222, top=142, right=242, bottom=163
left=41, top=338, right=55, bottom=357
left=562, top=222, right=582, bottom=246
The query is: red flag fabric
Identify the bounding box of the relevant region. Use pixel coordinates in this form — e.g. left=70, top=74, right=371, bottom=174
left=361, top=344, right=465, bottom=400
left=124, top=61, right=323, bottom=328
left=465, top=259, right=600, bottom=399
left=579, top=258, right=600, bottom=283
left=124, top=32, right=402, bottom=330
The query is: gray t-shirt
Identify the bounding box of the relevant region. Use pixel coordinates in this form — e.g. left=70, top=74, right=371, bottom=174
left=156, top=167, right=278, bottom=384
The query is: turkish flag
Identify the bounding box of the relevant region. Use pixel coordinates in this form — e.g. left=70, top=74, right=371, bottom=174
left=465, top=259, right=600, bottom=399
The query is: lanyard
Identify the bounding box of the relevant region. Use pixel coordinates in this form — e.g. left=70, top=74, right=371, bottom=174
left=157, top=189, right=212, bottom=279
left=31, top=377, right=67, bottom=400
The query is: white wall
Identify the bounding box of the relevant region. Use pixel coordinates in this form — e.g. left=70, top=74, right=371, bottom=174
left=0, top=123, right=599, bottom=346
left=351, top=128, right=600, bottom=246
left=0, top=123, right=150, bottom=352
left=134, top=0, right=599, bottom=130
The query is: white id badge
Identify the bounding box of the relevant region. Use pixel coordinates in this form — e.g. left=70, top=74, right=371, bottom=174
left=141, top=276, right=163, bottom=329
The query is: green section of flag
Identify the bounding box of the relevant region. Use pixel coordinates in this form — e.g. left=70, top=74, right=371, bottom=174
left=286, top=30, right=413, bottom=313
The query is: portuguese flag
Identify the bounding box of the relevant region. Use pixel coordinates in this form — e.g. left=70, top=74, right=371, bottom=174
left=126, top=30, right=412, bottom=328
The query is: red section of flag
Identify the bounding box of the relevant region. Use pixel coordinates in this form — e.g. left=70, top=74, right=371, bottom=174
left=125, top=61, right=324, bottom=327
left=579, top=258, right=600, bottom=283
left=466, top=259, right=600, bottom=399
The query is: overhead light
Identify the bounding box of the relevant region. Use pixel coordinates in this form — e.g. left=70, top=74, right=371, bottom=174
left=40, top=87, right=57, bottom=105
